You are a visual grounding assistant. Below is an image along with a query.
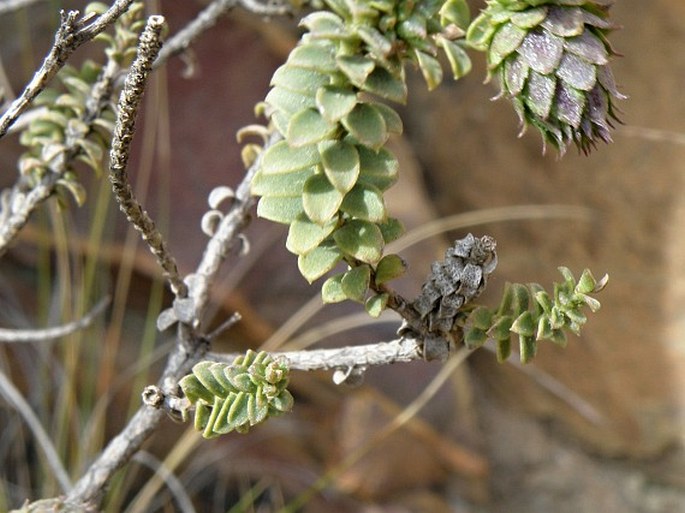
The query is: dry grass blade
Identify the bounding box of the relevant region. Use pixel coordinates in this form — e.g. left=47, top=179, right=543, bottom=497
left=0, top=369, right=72, bottom=493
left=131, top=451, right=197, bottom=513
left=125, top=429, right=203, bottom=513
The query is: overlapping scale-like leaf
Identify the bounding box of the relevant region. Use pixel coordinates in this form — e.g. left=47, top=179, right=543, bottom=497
left=251, top=0, right=474, bottom=309
left=180, top=350, right=293, bottom=438
left=461, top=267, right=608, bottom=363
left=467, top=0, right=624, bottom=154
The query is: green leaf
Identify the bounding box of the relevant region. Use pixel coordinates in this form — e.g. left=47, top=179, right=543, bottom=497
left=319, top=140, right=360, bottom=193
left=365, top=293, right=389, bottom=317
left=270, top=111, right=290, bottom=136
left=440, top=39, right=472, bottom=80
left=322, top=273, right=347, bottom=303
left=575, top=268, right=597, bottom=294
left=378, top=217, right=405, bottom=243
left=558, top=266, right=576, bottom=288
left=536, top=315, right=554, bottom=341
left=488, top=23, right=527, bottom=69
left=297, top=243, right=342, bottom=283
left=270, top=389, right=294, bottom=413
left=316, top=85, right=358, bottom=123
left=286, top=214, right=338, bottom=255
left=333, top=219, right=384, bottom=264
left=288, top=42, right=338, bottom=73
left=271, top=65, right=330, bottom=95
left=564, top=308, right=587, bottom=329
left=469, top=306, right=494, bottom=331
left=510, top=283, right=531, bottom=314
left=519, top=334, right=537, bottom=363
left=534, top=289, right=553, bottom=316
left=300, top=11, right=347, bottom=39
left=362, top=67, right=408, bottom=104
left=341, top=264, right=371, bottom=303
left=302, top=173, right=344, bottom=224
left=465, top=328, right=488, bottom=349
left=248, top=393, right=269, bottom=425
left=203, top=397, right=223, bottom=438
left=511, top=311, right=535, bottom=337
left=415, top=50, right=443, bottom=91
left=342, top=103, right=388, bottom=151
left=256, top=196, right=304, bottom=224
left=337, top=55, right=375, bottom=87
left=260, top=140, right=320, bottom=175
left=179, top=374, right=214, bottom=404
left=265, top=86, right=316, bottom=116
left=397, top=14, right=427, bottom=42
left=510, top=7, right=548, bottom=29
left=466, top=13, right=497, bottom=51
left=227, top=391, right=251, bottom=427
left=440, top=0, right=471, bottom=30
left=370, top=102, right=403, bottom=134
left=357, top=25, right=393, bottom=59
left=287, top=108, right=337, bottom=147
left=496, top=337, right=512, bottom=362
left=56, top=179, right=86, bottom=206
left=358, top=146, right=399, bottom=191
left=340, top=182, right=386, bottom=222
left=374, top=254, right=406, bottom=285
left=191, top=361, right=226, bottom=397
left=488, top=315, right=514, bottom=342
left=579, top=294, right=601, bottom=313
left=251, top=167, right=314, bottom=197
left=74, top=139, right=104, bottom=172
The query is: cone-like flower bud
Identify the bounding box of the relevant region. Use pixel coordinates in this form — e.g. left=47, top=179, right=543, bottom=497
left=467, top=0, right=625, bottom=154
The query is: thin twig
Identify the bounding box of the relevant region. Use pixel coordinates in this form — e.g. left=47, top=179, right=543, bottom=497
left=238, top=0, right=292, bottom=16
left=0, top=182, right=56, bottom=256
left=208, top=336, right=423, bottom=372
left=109, top=15, right=188, bottom=298
left=188, top=131, right=282, bottom=324
left=0, top=25, right=125, bottom=256
left=154, top=0, right=239, bottom=67
left=65, top=127, right=282, bottom=512
left=0, top=0, right=136, bottom=139
left=0, top=296, right=109, bottom=342
left=0, top=369, right=72, bottom=493
left=153, top=0, right=294, bottom=69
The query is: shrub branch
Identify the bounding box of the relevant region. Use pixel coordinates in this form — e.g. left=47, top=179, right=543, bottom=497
left=109, top=14, right=188, bottom=298
left=0, top=0, right=136, bottom=139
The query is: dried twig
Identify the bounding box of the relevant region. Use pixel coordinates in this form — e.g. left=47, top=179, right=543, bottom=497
left=0, top=296, right=109, bottom=342
left=153, top=0, right=293, bottom=67
left=64, top=125, right=282, bottom=512
left=0, top=0, right=135, bottom=139
left=109, top=15, right=188, bottom=298
left=154, top=0, right=239, bottom=67
left=238, top=0, right=292, bottom=16
left=0, top=13, right=127, bottom=256
left=208, top=335, right=423, bottom=372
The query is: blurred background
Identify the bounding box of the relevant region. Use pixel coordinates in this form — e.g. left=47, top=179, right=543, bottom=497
left=0, top=0, right=683, bottom=511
